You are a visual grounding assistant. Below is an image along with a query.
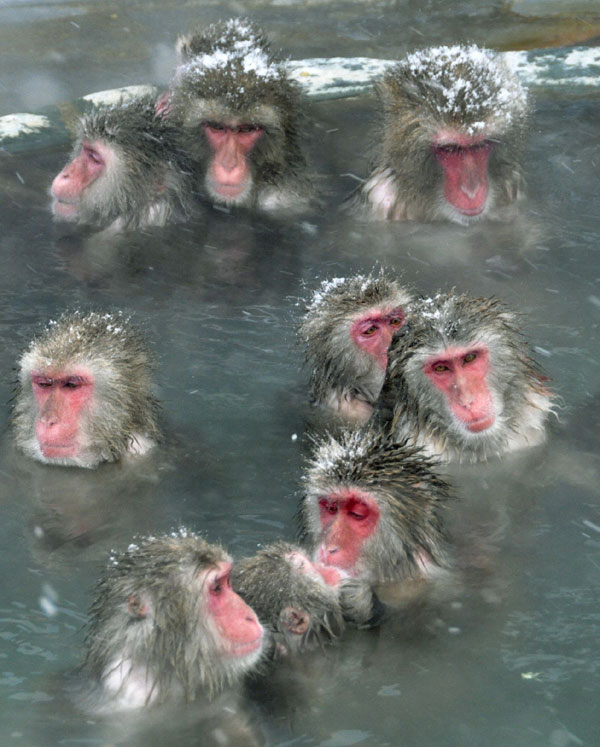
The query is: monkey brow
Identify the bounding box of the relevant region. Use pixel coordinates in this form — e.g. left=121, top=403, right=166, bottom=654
left=195, top=562, right=225, bottom=587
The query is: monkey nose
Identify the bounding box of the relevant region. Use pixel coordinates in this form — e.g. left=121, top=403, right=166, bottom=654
left=460, top=181, right=481, bottom=199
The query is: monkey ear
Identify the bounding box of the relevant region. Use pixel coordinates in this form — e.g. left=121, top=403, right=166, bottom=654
left=375, top=77, right=394, bottom=106
left=280, top=606, right=310, bottom=635
left=127, top=593, right=150, bottom=619
left=175, top=34, right=193, bottom=63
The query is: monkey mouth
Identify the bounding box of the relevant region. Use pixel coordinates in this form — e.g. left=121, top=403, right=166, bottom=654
left=227, top=634, right=263, bottom=657
left=317, top=547, right=353, bottom=572
left=314, top=563, right=344, bottom=587
left=457, top=205, right=485, bottom=217
left=40, top=442, right=78, bottom=458
left=465, top=414, right=495, bottom=433
left=214, top=183, right=247, bottom=199
left=52, top=198, right=80, bottom=219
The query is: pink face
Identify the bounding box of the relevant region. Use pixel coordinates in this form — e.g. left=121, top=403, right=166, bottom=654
left=31, top=368, right=94, bottom=458
left=350, top=307, right=406, bottom=370
left=51, top=140, right=107, bottom=218
left=206, top=562, right=264, bottom=657
left=433, top=133, right=493, bottom=216
left=316, top=489, right=380, bottom=574
left=423, top=345, right=495, bottom=432
left=203, top=122, right=263, bottom=201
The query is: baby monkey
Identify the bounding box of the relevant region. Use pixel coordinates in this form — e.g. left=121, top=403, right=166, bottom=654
left=232, top=541, right=379, bottom=657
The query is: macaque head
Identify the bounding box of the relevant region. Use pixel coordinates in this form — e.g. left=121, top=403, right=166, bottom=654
left=168, top=19, right=307, bottom=211
left=50, top=96, right=190, bottom=230
left=231, top=541, right=345, bottom=656
left=299, top=271, right=413, bottom=421
left=301, top=429, right=450, bottom=584
left=84, top=530, right=265, bottom=709
left=13, top=310, right=160, bottom=468
left=383, top=292, right=553, bottom=460
left=365, top=44, right=529, bottom=223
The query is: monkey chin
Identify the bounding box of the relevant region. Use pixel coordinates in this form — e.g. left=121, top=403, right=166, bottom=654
left=205, top=175, right=253, bottom=208
left=222, top=632, right=266, bottom=677
left=51, top=196, right=81, bottom=222
left=22, top=435, right=108, bottom=469
left=439, top=199, right=489, bottom=226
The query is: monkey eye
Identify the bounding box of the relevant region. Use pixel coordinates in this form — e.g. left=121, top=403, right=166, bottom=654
left=236, top=124, right=261, bottom=134
left=433, top=363, right=450, bottom=373
left=348, top=508, right=367, bottom=520
left=63, top=378, right=83, bottom=389
left=318, top=497, right=338, bottom=515
left=210, top=576, right=226, bottom=595
left=346, top=499, right=369, bottom=520
left=463, top=352, right=477, bottom=364
left=388, top=316, right=404, bottom=327
left=32, top=376, right=52, bottom=388
left=82, top=145, right=103, bottom=165
left=362, top=324, right=379, bottom=336
left=436, top=144, right=461, bottom=155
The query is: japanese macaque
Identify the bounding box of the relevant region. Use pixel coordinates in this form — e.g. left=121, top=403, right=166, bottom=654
left=299, top=271, right=413, bottom=425
left=374, top=292, right=553, bottom=462
left=83, top=530, right=265, bottom=711
left=166, top=18, right=312, bottom=213
left=232, top=542, right=379, bottom=656
left=50, top=95, right=193, bottom=231
left=352, top=45, right=529, bottom=224
left=300, top=427, right=450, bottom=587
left=232, top=542, right=345, bottom=656
left=13, top=310, right=160, bottom=468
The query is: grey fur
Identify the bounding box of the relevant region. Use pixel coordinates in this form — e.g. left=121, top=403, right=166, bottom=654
left=52, top=95, right=194, bottom=229
left=374, top=291, right=553, bottom=462
left=349, top=45, right=529, bottom=223
left=85, top=530, right=262, bottom=706
left=300, top=427, right=451, bottom=584
left=13, top=310, right=161, bottom=468
left=231, top=541, right=345, bottom=655
left=169, top=18, right=312, bottom=211
left=299, top=271, right=413, bottom=422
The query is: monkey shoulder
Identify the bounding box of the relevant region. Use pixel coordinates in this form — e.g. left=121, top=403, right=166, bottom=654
left=323, top=389, right=374, bottom=425
left=126, top=433, right=157, bottom=458
left=354, top=168, right=408, bottom=221
left=256, top=183, right=312, bottom=214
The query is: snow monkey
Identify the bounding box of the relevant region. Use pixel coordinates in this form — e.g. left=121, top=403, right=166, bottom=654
left=232, top=541, right=380, bottom=655
left=165, top=18, right=312, bottom=213
left=83, top=530, right=265, bottom=711
left=50, top=95, right=194, bottom=231
left=374, top=292, right=553, bottom=462
left=299, top=271, right=413, bottom=425
left=300, top=428, right=451, bottom=587
left=351, top=45, right=529, bottom=224
left=13, top=310, right=160, bottom=468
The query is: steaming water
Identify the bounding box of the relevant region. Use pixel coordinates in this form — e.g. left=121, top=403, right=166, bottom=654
left=0, top=2, right=599, bottom=746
